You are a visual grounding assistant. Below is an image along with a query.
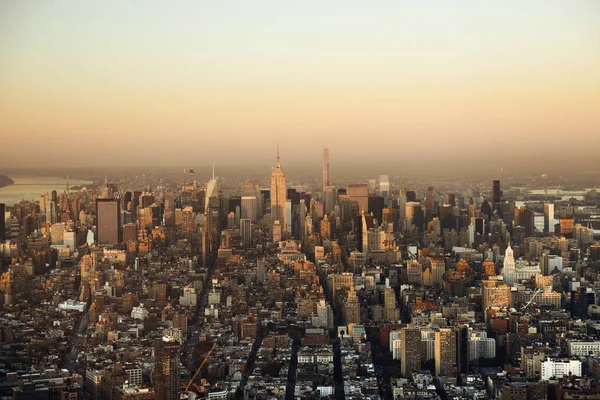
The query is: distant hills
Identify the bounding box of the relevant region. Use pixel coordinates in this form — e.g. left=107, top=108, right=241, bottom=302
left=0, top=175, right=14, bottom=189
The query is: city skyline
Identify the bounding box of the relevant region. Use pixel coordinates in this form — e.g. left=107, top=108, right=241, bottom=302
left=1, top=1, right=599, bottom=168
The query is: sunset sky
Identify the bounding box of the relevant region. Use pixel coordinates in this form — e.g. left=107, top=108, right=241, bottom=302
left=1, top=1, right=599, bottom=169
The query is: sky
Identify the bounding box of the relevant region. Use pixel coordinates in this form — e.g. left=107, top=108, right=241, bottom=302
left=1, top=1, right=599, bottom=170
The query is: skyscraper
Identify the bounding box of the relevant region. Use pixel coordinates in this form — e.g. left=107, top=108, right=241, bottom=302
left=324, top=186, right=337, bottom=215
left=241, top=180, right=262, bottom=219
left=270, top=146, right=287, bottom=238
left=347, top=184, right=368, bottom=215
left=401, top=328, right=422, bottom=377
left=0, top=203, right=5, bottom=242
left=153, top=336, right=180, bottom=400
left=544, top=203, right=555, bottom=234
left=240, top=218, right=252, bottom=247
left=492, top=180, right=502, bottom=203
left=241, top=196, right=258, bottom=221
left=322, top=148, right=330, bottom=191
left=96, top=198, right=121, bottom=245
left=435, top=328, right=457, bottom=376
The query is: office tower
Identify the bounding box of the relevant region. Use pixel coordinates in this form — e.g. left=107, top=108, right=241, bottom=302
left=153, top=336, right=180, bottom=400
left=447, top=193, right=456, bottom=207
left=502, top=245, right=516, bottom=284
left=298, top=199, right=306, bottom=238
left=439, top=204, right=454, bottom=231
left=322, top=148, right=330, bottom=191
left=379, top=175, right=390, bottom=204
left=316, top=299, right=334, bottom=328
left=320, top=215, right=331, bottom=241
left=123, top=223, right=137, bottom=245
left=407, top=260, right=423, bottom=286
left=343, top=286, right=361, bottom=325
left=492, top=180, right=502, bottom=203
left=96, top=198, right=121, bottom=245
left=240, top=218, right=252, bottom=247
left=347, top=184, right=369, bottom=215
left=241, top=196, right=258, bottom=221
left=383, top=287, right=397, bottom=321
left=0, top=203, right=4, bottom=242
left=181, top=206, right=195, bottom=235
left=164, top=191, right=175, bottom=227
left=430, top=257, right=445, bottom=286
left=39, top=192, right=49, bottom=215
left=324, top=186, right=337, bottom=215
left=241, top=180, right=262, bottom=218
left=434, top=328, right=457, bottom=376
left=285, top=199, right=292, bottom=236
left=544, top=203, right=555, bottom=234
left=482, top=279, right=510, bottom=321
left=425, top=186, right=435, bottom=221
left=271, top=146, right=287, bottom=238
left=401, top=329, right=422, bottom=377
left=368, top=195, right=384, bottom=223
left=515, top=206, right=534, bottom=237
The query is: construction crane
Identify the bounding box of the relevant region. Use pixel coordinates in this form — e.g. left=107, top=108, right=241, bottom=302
left=185, top=343, right=216, bottom=392
left=521, top=288, right=542, bottom=311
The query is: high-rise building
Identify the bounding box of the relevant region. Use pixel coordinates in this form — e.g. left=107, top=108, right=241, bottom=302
left=383, top=287, right=397, bottom=321
left=435, top=328, right=457, bottom=376
left=241, top=180, right=262, bottom=218
left=153, top=336, right=180, bottom=400
left=96, top=198, right=121, bottom=245
left=467, top=330, right=496, bottom=362
left=324, top=186, right=337, bottom=215
left=0, top=203, right=5, bottom=242
left=401, top=328, right=422, bottom=377
left=429, top=257, right=445, bottom=286
left=543, top=203, right=555, bottom=234
left=493, top=180, right=502, bottom=203
left=271, top=146, right=287, bottom=239
left=322, top=148, right=330, bottom=191
left=379, top=175, right=390, bottom=204
left=347, top=184, right=369, bottom=215
left=502, top=245, right=516, bottom=284
left=240, top=218, right=252, bottom=247
left=482, top=279, right=511, bottom=321
left=241, top=196, right=258, bottom=222
left=343, top=286, right=361, bottom=325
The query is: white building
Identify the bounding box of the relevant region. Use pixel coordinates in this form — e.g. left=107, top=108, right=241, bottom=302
left=390, top=330, right=402, bottom=360
left=467, top=330, right=496, bottom=362
left=131, top=304, right=148, bottom=320
left=568, top=341, right=600, bottom=357
left=540, top=358, right=581, bottom=381
left=502, top=245, right=541, bottom=284
left=179, top=286, right=197, bottom=307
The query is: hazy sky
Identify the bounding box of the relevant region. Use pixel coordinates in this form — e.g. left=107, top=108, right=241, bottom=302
left=1, top=1, right=599, bottom=169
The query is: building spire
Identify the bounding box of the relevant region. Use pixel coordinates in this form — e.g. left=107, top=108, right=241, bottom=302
left=276, top=142, right=281, bottom=169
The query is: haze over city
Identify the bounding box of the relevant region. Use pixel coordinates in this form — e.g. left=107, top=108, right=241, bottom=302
left=2, top=2, right=600, bottom=400
left=1, top=1, right=599, bottom=170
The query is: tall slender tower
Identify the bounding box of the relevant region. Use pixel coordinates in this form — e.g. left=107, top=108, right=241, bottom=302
left=271, top=145, right=287, bottom=238
left=153, top=336, right=180, bottom=400
left=322, top=148, right=330, bottom=191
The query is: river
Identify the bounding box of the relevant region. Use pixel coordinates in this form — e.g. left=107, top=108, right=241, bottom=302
left=0, top=176, right=93, bottom=206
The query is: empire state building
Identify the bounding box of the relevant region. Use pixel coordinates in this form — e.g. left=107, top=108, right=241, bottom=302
left=271, top=146, right=287, bottom=238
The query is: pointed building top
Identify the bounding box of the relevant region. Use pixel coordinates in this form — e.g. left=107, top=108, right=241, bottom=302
left=276, top=143, right=281, bottom=169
